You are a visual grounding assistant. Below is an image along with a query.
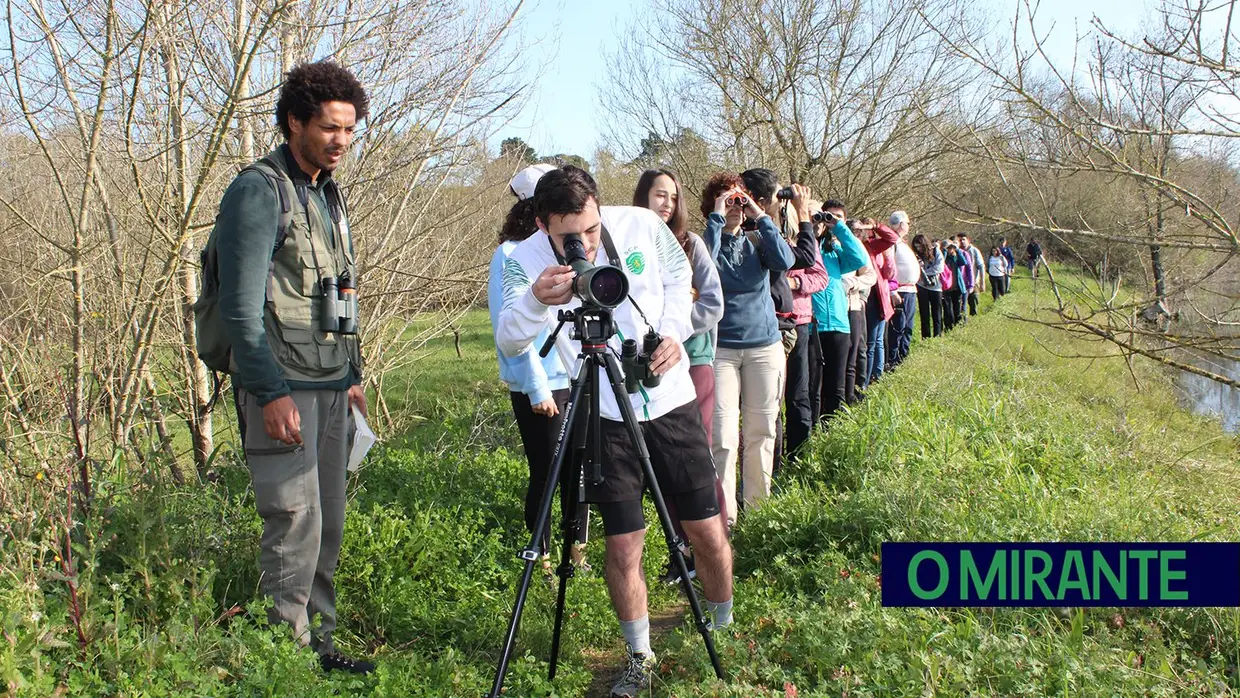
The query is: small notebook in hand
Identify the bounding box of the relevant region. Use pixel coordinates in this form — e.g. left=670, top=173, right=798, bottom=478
left=347, top=405, right=376, bottom=472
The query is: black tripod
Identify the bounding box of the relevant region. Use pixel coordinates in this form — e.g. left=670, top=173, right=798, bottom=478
left=487, top=305, right=725, bottom=697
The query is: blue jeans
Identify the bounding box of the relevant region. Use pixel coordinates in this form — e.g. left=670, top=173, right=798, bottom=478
left=887, top=291, right=917, bottom=366
left=863, top=297, right=886, bottom=388
left=865, top=317, right=886, bottom=387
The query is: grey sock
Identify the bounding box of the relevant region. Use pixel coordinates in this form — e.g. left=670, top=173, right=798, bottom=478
left=705, top=598, right=733, bottom=629
left=619, top=615, right=652, bottom=656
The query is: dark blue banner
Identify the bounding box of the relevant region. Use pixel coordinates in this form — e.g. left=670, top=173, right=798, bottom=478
left=881, top=543, right=1240, bottom=607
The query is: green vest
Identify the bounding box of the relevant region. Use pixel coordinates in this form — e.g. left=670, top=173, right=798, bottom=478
left=195, top=147, right=361, bottom=383
left=256, top=150, right=359, bottom=384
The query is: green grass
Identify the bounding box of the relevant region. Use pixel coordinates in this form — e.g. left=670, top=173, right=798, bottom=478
left=651, top=275, right=1240, bottom=696
left=368, top=309, right=504, bottom=421
left=4, top=271, right=1240, bottom=696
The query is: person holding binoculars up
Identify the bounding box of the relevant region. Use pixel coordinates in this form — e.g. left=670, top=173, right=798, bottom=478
left=701, top=172, right=795, bottom=527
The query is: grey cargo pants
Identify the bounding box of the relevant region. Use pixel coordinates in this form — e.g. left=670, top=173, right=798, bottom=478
left=239, top=388, right=350, bottom=655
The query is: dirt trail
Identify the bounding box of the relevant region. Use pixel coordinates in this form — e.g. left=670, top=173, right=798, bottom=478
left=583, top=601, right=688, bottom=697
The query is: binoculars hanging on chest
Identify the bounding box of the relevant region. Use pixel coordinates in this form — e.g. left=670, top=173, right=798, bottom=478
left=318, top=274, right=359, bottom=335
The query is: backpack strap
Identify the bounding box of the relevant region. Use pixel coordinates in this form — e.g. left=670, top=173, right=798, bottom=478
left=240, top=160, right=299, bottom=303
left=199, top=161, right=297, bottom=413
left=324, top=179, right=356, bottom=263
left=240, top=158, right=296, bottom=256
left=600, top=222, right=620, bottom=267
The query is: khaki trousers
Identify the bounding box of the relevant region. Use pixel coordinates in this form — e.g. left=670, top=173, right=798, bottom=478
left=239, top=388, right=350, bottom=655
left=711, top=342, right=785, bottom=524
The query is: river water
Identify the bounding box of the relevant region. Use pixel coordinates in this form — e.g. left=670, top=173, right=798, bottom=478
left=1176, top=355, right=1240, bottom=433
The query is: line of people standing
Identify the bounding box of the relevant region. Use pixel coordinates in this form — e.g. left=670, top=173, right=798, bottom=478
left=486, top=164, right=1026, bottom=589
left=912, top=233, right=1017, bottom=338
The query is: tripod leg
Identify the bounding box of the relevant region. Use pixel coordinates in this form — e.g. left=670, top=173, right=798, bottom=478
left=600, top=354, right=726, bottom=680
left=548, top=362, right=593, bottom=679
left=488, top=360, right=590, bottom=698
left=548, top=457, right=585, bottom=678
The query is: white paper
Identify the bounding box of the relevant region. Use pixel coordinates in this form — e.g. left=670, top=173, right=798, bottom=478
left=347, top=404, right=377, bottom=472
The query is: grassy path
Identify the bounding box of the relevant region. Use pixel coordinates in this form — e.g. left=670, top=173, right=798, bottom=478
left=13, top=272, right=1240, bottom=696
left=584, top=602, right=688, bottom=697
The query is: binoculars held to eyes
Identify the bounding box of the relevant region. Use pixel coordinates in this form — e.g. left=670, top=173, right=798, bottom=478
left=726, top=194, right=750, bottom=208
left=812, top=210, right=837, bottom=225
left=776, top=186, right=795, bottom=201
left=318, top=274, right=359, bottom=335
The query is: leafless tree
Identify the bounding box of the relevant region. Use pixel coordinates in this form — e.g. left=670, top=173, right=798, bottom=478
left=602, top=0, right=982, bottom=217
left=0, top=0, right=532, bottom=484
left=924, top=0, right=1240, bottom=388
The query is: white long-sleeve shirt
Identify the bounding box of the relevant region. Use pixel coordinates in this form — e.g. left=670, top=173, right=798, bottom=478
left=843, top=264, right=878, bottom=312
left=497, top=205, right=696, bottom=422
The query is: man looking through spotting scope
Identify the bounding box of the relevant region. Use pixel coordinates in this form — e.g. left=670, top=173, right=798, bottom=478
left=497, top=166, right=734, bottom=698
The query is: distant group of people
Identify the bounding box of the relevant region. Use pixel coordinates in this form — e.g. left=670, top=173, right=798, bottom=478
left=908, top=233, right=1019, bottom=337
left=486, top=162, right=1038, bottom=695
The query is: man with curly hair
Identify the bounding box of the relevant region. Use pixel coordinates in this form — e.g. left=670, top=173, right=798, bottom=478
left=206, top=60, right=373, bottom=673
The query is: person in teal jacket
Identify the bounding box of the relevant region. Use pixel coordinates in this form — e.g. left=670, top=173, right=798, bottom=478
left=810, top=200, right=869, bottom=422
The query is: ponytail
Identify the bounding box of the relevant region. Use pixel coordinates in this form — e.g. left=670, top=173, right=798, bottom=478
left=499, top=198, right=538, bottom=244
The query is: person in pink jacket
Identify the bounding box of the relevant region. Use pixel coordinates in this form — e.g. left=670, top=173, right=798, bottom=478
left=861, top=220, right=899, bottom=387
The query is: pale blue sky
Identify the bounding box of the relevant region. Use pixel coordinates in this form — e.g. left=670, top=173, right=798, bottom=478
left=498, top=0, right=1144, bottom=159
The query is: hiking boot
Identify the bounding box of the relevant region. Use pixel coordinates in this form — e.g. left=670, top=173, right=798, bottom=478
left=610, top=646, right=657, bottom=697
left=660, top=553, right=696, bottom=586
left=657, top=560, right=677, bottom=585
left=320, top=651, right=375, bottom=674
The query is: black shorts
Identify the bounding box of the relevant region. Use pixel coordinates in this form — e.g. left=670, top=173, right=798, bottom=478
left=596, top=485, right=720, bottom=536
left=589, top=400, right=719, bottom=532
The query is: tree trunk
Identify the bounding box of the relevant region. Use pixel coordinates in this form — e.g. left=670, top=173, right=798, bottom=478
left=1150, top=243, right=1166, bottom=301
left=233, top=0, right=255, bottom=162
left=162, top=8, right=213, bottom=475
left=142, top=368, right=181, bottom=481
left=70, top=214, right=89, bottom=506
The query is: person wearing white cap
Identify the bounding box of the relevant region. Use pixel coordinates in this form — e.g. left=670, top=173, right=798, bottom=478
left=487, top=163, right=589, bottom=577
left=508, top=162, right=556, bottom=201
